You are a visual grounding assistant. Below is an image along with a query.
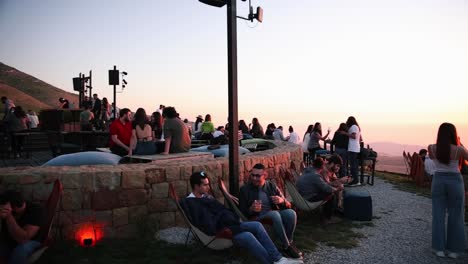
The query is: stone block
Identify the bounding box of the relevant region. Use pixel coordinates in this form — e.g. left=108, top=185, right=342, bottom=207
left=113, top=207, right=128, bottom=227
left=118, top=189, right=149, bottom=207
left=72, top=210, right=95, bottom=224
left=128, top=205, right=148, bottom=224
left=152, top=182, right=168, bottom=199
left=61, top=170, right=82, bottom=189
left=101, top=226, right=117, bottom=238
left=180, top=165, right=193, bottom=180
left=57, top=211, right=73, bottom=229
left=121, top=168, right=146, bottom=189
left=32, top=183, right=53, bottom=202
left=115, top=224, right=138, bottom=238
left=159, top=212, right=175, bottom=229
left=147, top=198, right=169, bottom=213
left=95, top=169, right=121, bottom=190
left=175, top=211, right=187, bottom=227
left=145, top=168, right=166, bottom=184
left=165, top=166, right=181, bottom=182
left=91, top=189, right=120, bottom=210
left=95, top=210, right=113, bottom=228
left=243, top=159, right=252, bottom=172
left=61, top=189, right=83, bottom=210
left=18, top=174, right=41, bottom=185
left=80, top=171, right=96, bottom=192
left=173, top=181, right=188, bottom=197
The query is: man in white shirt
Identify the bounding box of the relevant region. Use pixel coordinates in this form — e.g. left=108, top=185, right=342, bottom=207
left=286, top=126, right=301, bottom=145
left=346, top=116, right=361, bottom=186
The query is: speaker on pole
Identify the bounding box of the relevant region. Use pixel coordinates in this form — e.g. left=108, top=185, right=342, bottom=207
left=73, top=77, right=83, bottom=91
left=109, top=70, right=119, bottom=85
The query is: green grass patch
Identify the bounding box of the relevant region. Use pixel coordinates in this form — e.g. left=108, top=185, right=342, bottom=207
left=375, top=171, right=431, bottom=198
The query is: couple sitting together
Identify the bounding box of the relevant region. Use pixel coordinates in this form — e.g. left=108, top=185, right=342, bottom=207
left=182, top=163, right=303, bottom=264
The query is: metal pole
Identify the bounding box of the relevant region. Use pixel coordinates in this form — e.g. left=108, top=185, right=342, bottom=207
left=89, top=70, right=92, bottom=100
left=113, top=65, right=117, bottom=119
left=227, top=0, right=240, bottom=196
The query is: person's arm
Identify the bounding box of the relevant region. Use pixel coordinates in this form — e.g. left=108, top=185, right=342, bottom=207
left=128, top=129, right=137, bottom=156
left=459, top=145, right=468, bottom=160
left=321, top=130, right=330, bottom=140
left=238, top=187, right=255, bottom=218
left=111, top=134, right=130, bottom=152
left=4, top=211, right=39, bottom=244
left=271, top=183, right=291, bottom=209
left=428, top=144, right=435, bottom=159
left=161, top=137, right=171, bottom=155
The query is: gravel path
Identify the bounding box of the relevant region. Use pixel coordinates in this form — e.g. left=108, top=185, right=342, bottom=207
left=157, top=177, right=467, bottom=263
left=304, top=178, right=468, bottom=264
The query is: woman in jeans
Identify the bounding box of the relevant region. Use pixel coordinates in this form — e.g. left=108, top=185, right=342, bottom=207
left=428, top=123, right=467, bottom=259
left=345, top=116, right=362, bottom=186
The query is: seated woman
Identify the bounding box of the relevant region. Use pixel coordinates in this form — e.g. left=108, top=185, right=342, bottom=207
left=199, top=114, right=215, bottom=140
left=129, top=108, right=157, bottom=156
left=307, top=122, right=330, bottom=159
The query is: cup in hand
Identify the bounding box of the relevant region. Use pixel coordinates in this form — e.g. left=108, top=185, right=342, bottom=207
left=253, top=199, right=262, bottom=212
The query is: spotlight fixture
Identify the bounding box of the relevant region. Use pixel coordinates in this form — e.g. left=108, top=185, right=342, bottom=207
left=122, top=79, right=127, bottom=85
left=83, top=238, right=93, bottom=247
left=121, top=71, right=128, bottom=75
left=199, top=0, right=226, bottom=7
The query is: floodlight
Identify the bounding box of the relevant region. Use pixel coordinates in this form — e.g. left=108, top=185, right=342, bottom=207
left=255, top=6, right=263, bottom=23
left=199, top=0, right=226, bottom=7
left=122, top=79, right=127, bottom=85
left=122, top=71, right=128, bottom=75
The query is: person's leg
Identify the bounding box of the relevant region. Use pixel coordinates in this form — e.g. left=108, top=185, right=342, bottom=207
left=445, top=174, right=465, bottom=253
left=259, top=211, right=290, bottom=248
left=335, top=148, right=348, bottom=177
left=348, top=151, right=359, bottom=183
left=279, top=209, right=297, bottom=242
left=431, top=174, right=447, bottom=252
left=8, top=240, right=41, bottom=264
left=235, top=222, right=283, bottom=264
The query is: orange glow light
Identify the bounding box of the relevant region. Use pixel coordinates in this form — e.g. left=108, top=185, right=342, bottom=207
left=75, top=223, right=103, bottom=247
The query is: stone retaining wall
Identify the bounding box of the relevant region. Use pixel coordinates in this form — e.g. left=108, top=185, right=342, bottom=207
left=0, top=141, right=302, bottom=240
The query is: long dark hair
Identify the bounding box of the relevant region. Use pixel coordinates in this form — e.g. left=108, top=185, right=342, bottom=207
left=304, top=124, right=314, bottom=139
left=239, top=120, right=249, bottom=133
left=337, top=123, right=348, bottom=132
left=346, top=116, right=360, bottom=131
left=436, top=122, right=458, bottom=165
left=133, top=108, right=148, bottom=130
left=312, top=122, right=322, bottom=136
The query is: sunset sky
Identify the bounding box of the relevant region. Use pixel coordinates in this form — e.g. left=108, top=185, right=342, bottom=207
left=1, top=0, right=467, bottom=146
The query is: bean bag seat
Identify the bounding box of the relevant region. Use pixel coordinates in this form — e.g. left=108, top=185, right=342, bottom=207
left=42, top=151, right=122, bottom=166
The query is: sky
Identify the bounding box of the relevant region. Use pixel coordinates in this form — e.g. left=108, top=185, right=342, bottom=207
left=0, top=0, right=467, bottom=147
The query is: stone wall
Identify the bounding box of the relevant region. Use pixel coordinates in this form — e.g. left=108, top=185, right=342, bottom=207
left=0, top=141, right=302, bottom=240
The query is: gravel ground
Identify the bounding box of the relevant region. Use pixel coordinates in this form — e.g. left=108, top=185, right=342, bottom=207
left=304, top=178, right=468, bottom=264
left=157, top=177, right=468, bottom=264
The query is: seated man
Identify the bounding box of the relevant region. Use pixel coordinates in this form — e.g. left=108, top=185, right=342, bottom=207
left=0, top=191, right=43, bottom=264
left=296, top=158, right=343, bottom=225
left=239, top=163, right=302, bottom=259
left=161, top=106, right=191, bottom=154
left=183, top=172, right=302, bottom=264
left=321, top=154, right=351, bottom=189
left=108, top=108, right=132, bottom=156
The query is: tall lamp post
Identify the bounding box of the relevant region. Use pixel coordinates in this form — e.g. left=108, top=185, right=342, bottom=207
left=199, top=0, right=263, bottom=196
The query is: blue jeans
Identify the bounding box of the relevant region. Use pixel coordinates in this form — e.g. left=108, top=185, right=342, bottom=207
left=431, top=172, right=465, bottom=253
left=335, top=148, right=348, bottom=177
left=233, top=221, right=283, bottom=264
left=259, top=209, right=297, bottom=248
left=7, top=240, right=41, bottom=264
left=348, top=151, right=359, bottom=182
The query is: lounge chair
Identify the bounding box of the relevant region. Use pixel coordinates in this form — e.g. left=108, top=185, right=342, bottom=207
left=280, top=168, right=328, bottom=214
left=29, top=179, right=63, bottom=263
left=168, top=183, right=233, bottom=250
left=217, top=177, right=248, bottom=222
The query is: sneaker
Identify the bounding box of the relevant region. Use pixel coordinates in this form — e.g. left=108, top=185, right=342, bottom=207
left=432, top=250, right=445, bottom=258
left=346, top=181, right=361, bottom=187
left=274, top=257, right=303, bottom=264
left=447, top=252, right=458, bottom=259
left=283, top=244, right=303, bottom=259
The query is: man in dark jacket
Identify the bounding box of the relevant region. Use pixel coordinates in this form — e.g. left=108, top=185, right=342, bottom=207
left=239, top=163, right=302, bottom=259
left=184, top=172, right=301, bottom=264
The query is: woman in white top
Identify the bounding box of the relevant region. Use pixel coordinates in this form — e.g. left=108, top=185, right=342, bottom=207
left=428, top=123, right=468, bottom=259
left=345, top=116, right=361, bottom=186
left=302, top=124, right=314, bottom=165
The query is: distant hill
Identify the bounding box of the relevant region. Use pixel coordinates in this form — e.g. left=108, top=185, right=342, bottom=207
left=368, top=141, right=426, bottom=157
left=0, top=62, right=78, bottom=116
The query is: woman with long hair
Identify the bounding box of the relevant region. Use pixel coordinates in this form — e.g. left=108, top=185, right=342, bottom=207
left=101, top=97, right=111, bottom=130
left=249, top=117, right=264, bottom=139
left=200, top=114, right=215, bottom=140
left=238, top=119, right=252, bottom=139
left=331, top=123, right=349, bottom=177
left=345, top=116, right=361, bottom=186
left=301, top=124, right=314, bottom=164
left=129, top=108, right=156, bottom=156
left=151, top=111, right=163, bottom=140
left=307, top=122, right=330, bottom=158
left=428, top=123, right=467, bottom=259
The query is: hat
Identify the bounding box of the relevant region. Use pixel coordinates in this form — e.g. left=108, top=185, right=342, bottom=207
left=196, top=115, right=203, bottom=119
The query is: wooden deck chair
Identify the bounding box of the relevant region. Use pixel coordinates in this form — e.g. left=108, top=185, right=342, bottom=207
left=168, top=183, right=233, bottom=250
left=279, top=170, right=327, bottom=214
left=29, top=179, right=63, bottom=263
left=402, top=151, right=410, bottom=175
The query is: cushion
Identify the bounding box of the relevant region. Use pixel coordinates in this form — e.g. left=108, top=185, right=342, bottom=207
left=42, top=151, right=122, bottom=167
left=191, top=145, right=250, bottom=157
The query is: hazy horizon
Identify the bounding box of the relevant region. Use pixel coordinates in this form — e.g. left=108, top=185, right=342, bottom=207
left=1, top=0, right=466, bottom=147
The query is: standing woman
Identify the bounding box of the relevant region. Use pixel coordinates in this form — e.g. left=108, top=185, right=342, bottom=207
left=428, top=123, right=467, bottom=259
left=302, top=124, right=314, bottom=164
left=345, top=116, right=361, bottom=186
left=101, top=97, right=111, bottom=130
left=129, top=108, right=156, bottom=156
left=307, top=122, right=330, bottom=159
left=331, top=123, right=349, bottom=177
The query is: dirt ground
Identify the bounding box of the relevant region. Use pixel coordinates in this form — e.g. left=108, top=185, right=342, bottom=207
left=375, top=155, right=407, bottom=174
